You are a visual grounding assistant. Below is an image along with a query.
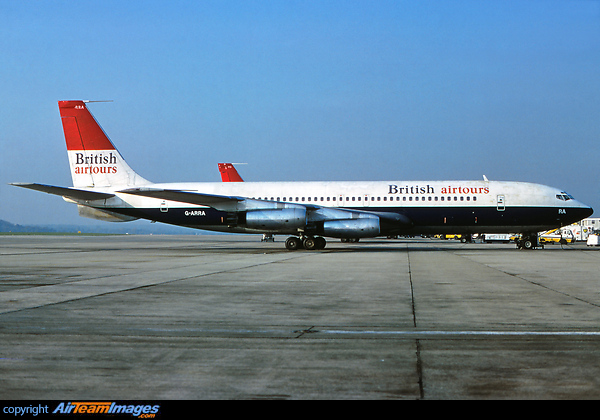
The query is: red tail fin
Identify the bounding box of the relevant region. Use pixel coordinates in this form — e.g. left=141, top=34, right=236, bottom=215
left=218, top=163, right=244, bottom=182
left=59, top=100, right=115, bottom=151
left=59, top=101, right=149, bottom=188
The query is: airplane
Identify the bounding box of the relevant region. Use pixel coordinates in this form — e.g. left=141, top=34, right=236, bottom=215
left=11, top=100, right=593, bottom=251
left=218, top=163, right=244, bottom=182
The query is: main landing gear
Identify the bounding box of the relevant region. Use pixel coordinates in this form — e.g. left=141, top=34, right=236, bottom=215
left=285, top=235, right=327, bottom=251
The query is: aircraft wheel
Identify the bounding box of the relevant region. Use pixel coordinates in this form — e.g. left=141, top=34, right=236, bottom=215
left=303, top=237, right=317, bottom=250
left=285, top=236, right=301, bottom=251
left=314, top=236, right=327, bottom=249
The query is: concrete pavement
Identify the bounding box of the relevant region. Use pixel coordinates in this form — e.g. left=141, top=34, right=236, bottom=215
left=1, top=235, right=599, bottom=399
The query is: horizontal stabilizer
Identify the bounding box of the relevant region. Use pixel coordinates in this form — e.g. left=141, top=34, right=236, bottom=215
left=10, top=183, right=115, bottom=201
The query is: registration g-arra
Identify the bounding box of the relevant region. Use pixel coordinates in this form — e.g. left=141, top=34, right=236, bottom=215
left=11, top=101, right=593, bottom=250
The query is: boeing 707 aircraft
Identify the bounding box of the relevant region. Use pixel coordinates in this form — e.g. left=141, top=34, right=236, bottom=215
left=11, top=101, right=593, bottom=250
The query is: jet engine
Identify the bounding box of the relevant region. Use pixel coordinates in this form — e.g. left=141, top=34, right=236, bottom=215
left=322, top=217, right=380, bottom=238
left=245, top=208, right=307, bottom=231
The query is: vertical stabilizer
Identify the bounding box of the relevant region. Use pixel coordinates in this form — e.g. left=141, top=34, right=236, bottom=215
left=218, top=163, right=244, bottom=182
left=59, top=100, right=150, bottom=188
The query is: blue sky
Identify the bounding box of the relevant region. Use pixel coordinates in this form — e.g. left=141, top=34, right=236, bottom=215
left=1, top=0, right=599, bottom=226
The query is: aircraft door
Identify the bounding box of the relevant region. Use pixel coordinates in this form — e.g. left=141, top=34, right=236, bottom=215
left=497, top=195, right=505, bottom=211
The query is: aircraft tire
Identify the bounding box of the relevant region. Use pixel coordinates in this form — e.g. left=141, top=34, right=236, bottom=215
left=315, top=236, right=326, bottom=250
left=303, top=237, right=317, bottom=250
left=285, top=236, right=301, bottom=251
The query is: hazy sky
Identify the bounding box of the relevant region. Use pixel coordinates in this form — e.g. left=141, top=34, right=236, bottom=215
left=1, top=0, right=599, bottom=226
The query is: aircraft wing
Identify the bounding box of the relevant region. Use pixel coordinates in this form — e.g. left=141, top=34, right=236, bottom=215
left=120, top=187, right=412, bottom=226
left=10, top=183, right=115, bottom=201
left=119, top=187, right=244, bottom=210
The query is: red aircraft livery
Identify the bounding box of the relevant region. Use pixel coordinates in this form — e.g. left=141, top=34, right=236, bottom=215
left=218, top=163, right=244, bottom=182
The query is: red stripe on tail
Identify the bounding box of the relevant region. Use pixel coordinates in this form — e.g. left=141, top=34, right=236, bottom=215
left=59, top=101, right=115, bottom=151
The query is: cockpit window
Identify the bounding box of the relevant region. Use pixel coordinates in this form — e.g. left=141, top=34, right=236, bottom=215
left=556, top=192, right=574, bottom=201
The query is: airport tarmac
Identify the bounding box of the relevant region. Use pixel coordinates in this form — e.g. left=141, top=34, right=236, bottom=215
left=1, top=234, right=599, bottom=400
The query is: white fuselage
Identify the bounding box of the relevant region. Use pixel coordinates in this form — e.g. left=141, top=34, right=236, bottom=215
left=87, top=179, right=592, bottom=236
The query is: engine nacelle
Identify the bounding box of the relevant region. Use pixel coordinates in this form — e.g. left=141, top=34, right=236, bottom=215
left=322, top=217, right=380, bottom=238
left=245, top=208, right=307, bottom=231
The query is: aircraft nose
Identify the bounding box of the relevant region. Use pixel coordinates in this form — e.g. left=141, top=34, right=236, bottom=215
left=567, top=202, right=593, bottom=223
left=576, top=203, right=594, bottom=220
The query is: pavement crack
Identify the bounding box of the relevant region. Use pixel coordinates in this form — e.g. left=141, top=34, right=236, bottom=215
left=294, top=326, right=318, bottom=338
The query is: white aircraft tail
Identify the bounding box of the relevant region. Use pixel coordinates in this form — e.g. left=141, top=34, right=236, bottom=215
left=59, top=100, right=150, bottom=188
